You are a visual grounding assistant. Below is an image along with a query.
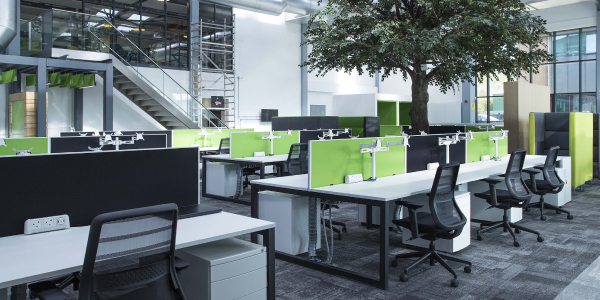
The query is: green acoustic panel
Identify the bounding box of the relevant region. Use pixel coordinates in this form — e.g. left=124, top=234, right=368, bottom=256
left=48, top=73, right=61, bottom=87
left=399, top=102, right=412, bottom=126
left=82, top=74, right=96, bottom=88
left=1, top=70, right=17, bottom=84
left=60, top=73, right=72, bottom=88
left=0, top=138, right=49, bottom=156
left=172, top=128, right=254, bottom=148
left=339, top=117, right=365, bottom=138
left=10, top=100, right=25, bottom=138
left=71, top=74, right=83, bottom=88
left=465, top=125, right=505, bottom=132
left=529, top=113, right=535, bottom=155
left=309, top=137, right=406, bottom=189
left=25, top=74, right=36, bottom=87
left=465, top=131, right=508, bottom=163
left=230, top=131, right=300, bottom=158
left=377, top=100, right=398, bottom=126
left=380, top=126, right=404, bottom=136
left=569, top=112, right=593, bottom=188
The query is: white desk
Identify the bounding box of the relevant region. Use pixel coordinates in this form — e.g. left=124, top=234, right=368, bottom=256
left=0, top=212, right=276, bottom=300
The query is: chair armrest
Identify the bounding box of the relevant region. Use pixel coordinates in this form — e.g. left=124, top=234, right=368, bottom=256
left=28, top=281, right=69, bottom=300
left=479, top=178, right=502, bottom=185
left=534, top=166, right=544, bottom=170
left=522, top=169, right=540, bottom=193
left=523, top=168, right=541, bottom=175
left=395, top=200, right=423, bottom=239
left=395, top=200, right=424, bottom=210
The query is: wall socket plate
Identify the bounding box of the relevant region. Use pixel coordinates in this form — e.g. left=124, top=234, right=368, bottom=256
left=481, top=155, right=490, bottom=161
left=427, top=163, right=440, bottom=170
left=254, top=152, right=265, bottom=157
left=345, top=174, right=363, bottom=184
left=25, top=215, right=70, bottom=235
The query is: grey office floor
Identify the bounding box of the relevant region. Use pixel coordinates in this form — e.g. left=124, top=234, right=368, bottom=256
left=18, top=178, right=600, bottom=300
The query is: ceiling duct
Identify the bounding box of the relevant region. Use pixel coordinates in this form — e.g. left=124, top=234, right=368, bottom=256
left=0, top=0, right=17, bottom=52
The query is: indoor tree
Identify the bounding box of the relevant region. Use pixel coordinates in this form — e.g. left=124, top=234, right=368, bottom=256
left=302, top=0, right=553, bottom=133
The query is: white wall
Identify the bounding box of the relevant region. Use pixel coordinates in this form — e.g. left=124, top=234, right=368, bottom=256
left=531, top=2, right=597, bottom=32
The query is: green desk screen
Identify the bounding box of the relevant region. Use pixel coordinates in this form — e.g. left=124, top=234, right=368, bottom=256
left=0, top=138, right=49, bottom=156
left=172, top=129, right=254, bottom=148
left=466, top=131, right=508, bottom=163
left=230, top=131, right=300, bottom=158
left=309, top=137, right=406, bottom=189
left=380, top=125, right=404, bottom=137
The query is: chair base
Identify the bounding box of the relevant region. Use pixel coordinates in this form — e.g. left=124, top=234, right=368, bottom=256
left=523, top=194, right=573, bottom=221
left=391, top=241, right=471, bottom=287
left=323, top=219, right=347, bottom=240
left=476, top=211, right=544, bottom=247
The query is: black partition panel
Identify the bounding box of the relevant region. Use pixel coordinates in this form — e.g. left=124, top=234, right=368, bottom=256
left=299, top=129, right=352, bottom=143
left=51, top=135, right=167, bottom=153
left=0, top=148, right=198, bottom=237
left=406, top=135, right=466, bottom=173
left=272, top=117, right=339, bottom=131
left=61, top=131, right=173, bottom=147
left=429, top=125, right=466, bottom=135
left=364, top=117, right=380, bottom=137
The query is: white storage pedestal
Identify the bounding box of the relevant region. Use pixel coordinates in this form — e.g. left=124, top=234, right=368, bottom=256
left=358, top=204, right=397, bottom=227
left=206, top=162, right=237, bottom=197
left=467, top=180, right=523, bottom=223
left=258, top=191, right=320, bottom=255
left=528, top=156, right=572, bottom=207
left=175, top=238, right=267, bottom=300
left=401, top=191, right=471, bottom=253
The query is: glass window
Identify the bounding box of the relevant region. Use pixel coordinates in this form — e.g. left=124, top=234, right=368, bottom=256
left=555, top=30, right=580, bottom=62
left=167, top=0, right=190, bottom=18
left=141, top=39, right=166, bottom=65
left=581, top=28, right=596, bottom=60
left=476, top=98, right=488, bottom=122
left=114, top=0, right=140, bottom=9
left=139, top=13, right=165, bottom=39
left=166, top=17, right=187, bottom=41
left=555, top=62, right=579, bottom=93
left=582, top=60, right=596, bottom=93
left=476, top=77, right=487, bottom=98
left=489, top=97, right=504, bottom=122
left=582, top=93, right=597, bottom=113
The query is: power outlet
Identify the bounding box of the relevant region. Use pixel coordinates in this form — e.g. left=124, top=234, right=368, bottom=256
left=24, top=215, right=70, bottom=235
left=345, top=174, right=363, bottom=184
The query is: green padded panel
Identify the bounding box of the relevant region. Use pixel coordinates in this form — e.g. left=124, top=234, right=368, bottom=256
left=380, top=126, right=404, bottom=136
left=172, top=129, right=253, bottom=148
left=25, top=74, right=36, bottom=87
left=377, top=100, right=398, bottom=126
left=529, top=113, right=535, bottom=155
left=1, top=70, right=17, bottom=84
left=230, top=131, right=300, bottom=158
left=309, top=137, right=406, bottom=188
left=0, top=138, right=48, bottom=156
left=465, top=131, right=508, bottom=163
left=399, top=102, right=412, bottom=126
left=339, top=117, right=365, bottom=138
left=10, top=100, right=25, bottom=138
left=570, top=112, right=593, bottom=188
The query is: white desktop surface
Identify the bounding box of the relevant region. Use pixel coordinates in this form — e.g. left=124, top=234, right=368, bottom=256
left=199, top=146, right=220, bottom=151
left=0, top=212, right=274, bottom=290
left=205, top=154, right=289, bottom=164
left=251, top=155, right=549, bottom=202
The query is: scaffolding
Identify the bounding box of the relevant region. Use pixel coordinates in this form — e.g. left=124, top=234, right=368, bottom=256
left=190, top=16, right=236, bottom=128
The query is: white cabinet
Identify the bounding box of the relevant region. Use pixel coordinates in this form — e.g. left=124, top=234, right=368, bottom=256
left=176, top=238, right=267, bottom=300
left=206, top=162, right=237, bottom=197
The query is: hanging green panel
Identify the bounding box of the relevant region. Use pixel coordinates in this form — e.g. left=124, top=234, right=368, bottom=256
left=60, top=73, right=72, bottom=88
left=1, top=70, right=17, bottom=84
left=82, top=74, right=96, bottom=88
left=71, top=74, right=83, bottom=88
left=48, top=73, right=62, bottom=87
left=10, top=100, right=25, bottom=138
left=25, top=74, right=36, bottom=87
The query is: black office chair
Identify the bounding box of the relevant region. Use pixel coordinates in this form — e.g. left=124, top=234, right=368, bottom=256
left=29, top=204, right=188, bottom=300
left=523, top=146, right=573, bottom=221
left=218, top=137, right=230, bottom=155
left=474, top=149, right=544, bottom=247
left=391, top=163, right=471, bottom=288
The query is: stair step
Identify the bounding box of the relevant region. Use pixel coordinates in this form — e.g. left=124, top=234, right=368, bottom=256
left=127, top=89, right=147, bottom=96
left=117, top=82, right=139, bottom=90
left=146, top=106, right=167, bottom=112
left=138, top=100, right=159, bottom=107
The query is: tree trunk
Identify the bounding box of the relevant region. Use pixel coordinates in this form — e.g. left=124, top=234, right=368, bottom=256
left=409, top=76, right=430, bottom=134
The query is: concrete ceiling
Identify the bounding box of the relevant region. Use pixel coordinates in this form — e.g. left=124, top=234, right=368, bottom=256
left=522, top=0, right=598, bottom=10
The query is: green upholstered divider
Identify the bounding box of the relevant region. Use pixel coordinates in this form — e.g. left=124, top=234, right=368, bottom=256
left=309, top=137, right=406, bottom=188
left=465, top=131, right=508, bottom=163
left=529, top=113, right=536, bottom=155
left=172, top=129, right=254, bottom=148
left=377, top=100, right=398, bottom=125
left=399, top=102, right=411, bottom=126
left=230, top=131, right=300, bottom=158
left=10, top=100, right=25, bottom=138
left=380, top=125, right=404, bottom=136
left=570, top=112, right=593, bottom=188
left=0, top=138, right=49, bottom=156
left=339, top=117, right=365, bottom=138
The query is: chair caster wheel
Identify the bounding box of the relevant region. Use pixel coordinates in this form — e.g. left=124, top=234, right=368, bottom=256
left=567, top=214, right=573, bottom=220
left=537, top=236, right=544, bottom=242
left=451, top=278, right=458, bottom=288
left=390, top=260, right=398, bottom=268
left=515, top=228, right=521, bottom=234
left=513, top=241, right=520, bottom=247
left=540, top=215, right=547, bottom=221
left=464, top=266, right=471, bottom=273
left=476, top=235, right=482, bottom=241
left=400, top=273, right=408, bottom=282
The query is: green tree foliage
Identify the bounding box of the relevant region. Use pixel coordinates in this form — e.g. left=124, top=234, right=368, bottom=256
left=303, top=0, right=553, bottom=132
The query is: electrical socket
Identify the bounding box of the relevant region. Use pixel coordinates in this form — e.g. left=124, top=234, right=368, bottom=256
left=345, top=174, right=363, bottom=184
left=24, top=215, right=70, bottom=235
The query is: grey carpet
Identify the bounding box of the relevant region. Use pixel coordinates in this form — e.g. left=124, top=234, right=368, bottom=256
left=16, top=179, right=600, bottom=300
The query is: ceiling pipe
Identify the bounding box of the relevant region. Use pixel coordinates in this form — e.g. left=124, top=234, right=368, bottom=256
left=212, top=0, right=326, bottom=16
left=0, top=0, right=17, bottom=52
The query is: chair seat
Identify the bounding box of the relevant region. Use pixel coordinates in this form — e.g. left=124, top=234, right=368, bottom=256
left=392, top=212, right=458, bottom=240
left=28, top=280, right=68, bottom=300
left=474, top=189, right=521, bottom=207
left=524, top=179, right=557, bottom=193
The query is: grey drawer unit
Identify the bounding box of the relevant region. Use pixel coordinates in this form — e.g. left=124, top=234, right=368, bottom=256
left=176, top=238, right=267, bottom=300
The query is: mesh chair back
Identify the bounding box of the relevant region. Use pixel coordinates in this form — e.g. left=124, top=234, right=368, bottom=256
left=287, top=143, right=309, bottom=175
left=429, top=162, right=467, bottom=231
left=79, top=204, right=185, bottom=300
left=218, top=138, right=230, bottom=155
left=504, top=149, right=532, bottom=200
left=544, top=146, right=563, bottom=188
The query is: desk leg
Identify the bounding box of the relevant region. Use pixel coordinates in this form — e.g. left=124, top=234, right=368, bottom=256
left=379, top=201, right=390, bottom=290
left=366, top=205, right=373, bottom=229
left=0, top=288, right=6, bottom=300
left=260, top=163, right=266, bottom=179
left=263, top=228, right=276, bottom=300
left=201, top=158, right=207, bottom=197
left=251, top=184, right=259, bottom=243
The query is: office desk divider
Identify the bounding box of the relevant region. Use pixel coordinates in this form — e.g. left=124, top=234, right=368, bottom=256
left=50, top=134, right=168, bottom=153
left=379, top=125, right=404, bottom=137
left=308, top=136, right=407, bottom=189
left=61, top=130, right=174, bottom=147
left=0, top=147, right=198, bottom=238
left=0, top=137, right=48, bottom=156
left=339, top=116, right=380, bottom=138
left=272, top=116, right=339, bottom=131
left=405, top=134, right=467, bottom=173
left=465, top=131, right=508, bottom=163
left=229, top=131, right=300, bottom=158
left=172, top=128, right=253, bottom=148
left=299, top=129, right=352, bottom=143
